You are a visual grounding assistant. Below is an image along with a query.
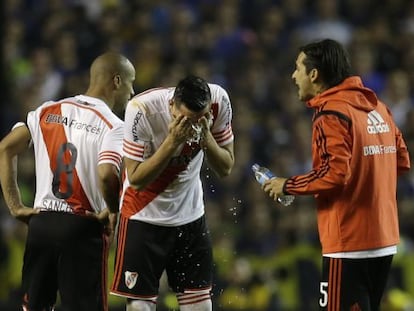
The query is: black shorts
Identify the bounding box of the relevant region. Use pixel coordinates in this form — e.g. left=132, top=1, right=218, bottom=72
left=319, top=255, right=393, bottom=311
left=22, top=211, right=109, bottom=311
left=111, top=215, right=213, bottom=299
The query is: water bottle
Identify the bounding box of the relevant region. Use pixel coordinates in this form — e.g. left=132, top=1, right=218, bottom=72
left=251, top=163, right=295, bottom=206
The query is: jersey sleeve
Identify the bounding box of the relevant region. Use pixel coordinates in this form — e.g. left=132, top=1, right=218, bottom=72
left=211, top=86, right=234, bottom=146
left=26, top=107, right=40, bottom=135
left=99, top=123, right=123, bottom=172
left=284, top=112, right=352, bottom=195
left=122, top=99, right=151, bottom=162
left=26, top=104, right=46, bottom=148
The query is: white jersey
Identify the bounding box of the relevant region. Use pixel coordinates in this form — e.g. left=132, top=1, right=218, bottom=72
left=26, top=95, right=123, bottom=215
left=121, top=84, right=234, bottom=226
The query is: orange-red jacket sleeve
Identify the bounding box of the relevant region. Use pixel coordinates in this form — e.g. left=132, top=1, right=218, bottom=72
left=284, top=112, right=352, bottom=195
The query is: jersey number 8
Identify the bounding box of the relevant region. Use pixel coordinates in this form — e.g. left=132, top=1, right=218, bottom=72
left=52, top=142, right=77, bottom=199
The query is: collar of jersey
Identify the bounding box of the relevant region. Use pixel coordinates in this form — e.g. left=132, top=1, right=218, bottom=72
left=75, top=95, right=106, bottom=107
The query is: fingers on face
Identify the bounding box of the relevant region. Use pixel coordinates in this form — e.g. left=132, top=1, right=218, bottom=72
left=174, top=115, right=189, bottom=127
left=198, top=116, right=208, bottom=127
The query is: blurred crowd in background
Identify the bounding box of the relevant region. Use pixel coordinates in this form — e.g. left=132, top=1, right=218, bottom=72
left=1, top=0, right=414, bottom=310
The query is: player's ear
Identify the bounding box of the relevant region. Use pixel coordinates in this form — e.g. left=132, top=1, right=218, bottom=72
left=310, top=68, right=318, bottom=82
left=113, top=74, right=121, bottom=89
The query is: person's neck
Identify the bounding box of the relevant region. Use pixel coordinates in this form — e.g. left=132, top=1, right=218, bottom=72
left=85, top=88, right=113, bottom=109
left=314, top=84, right=328, bottom=96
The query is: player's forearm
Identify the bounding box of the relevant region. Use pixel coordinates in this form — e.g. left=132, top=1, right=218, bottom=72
left=0, top=125, right=31, bottom=212
left=98, top=163, right=122, bottom=213
left=203, top=135, right=234, bottom=177
left=99, top=177, right=120, bottom=213
left=0, top=154, right=24, bottom=213
left=127, top=135, right=180, bottom=189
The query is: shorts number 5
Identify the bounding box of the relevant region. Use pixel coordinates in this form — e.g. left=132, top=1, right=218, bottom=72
left=319, top=281, right=328, bottom=308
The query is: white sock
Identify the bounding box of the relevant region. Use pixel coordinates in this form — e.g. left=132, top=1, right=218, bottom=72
left=177, top=288, right=212, bottom=311
left=179, top=299, right=212, bottom=311
left=127, top=299, right=157, bottom=311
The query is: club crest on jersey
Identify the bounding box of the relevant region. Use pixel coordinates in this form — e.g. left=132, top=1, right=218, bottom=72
left=125, top=271, right=138, bottom=289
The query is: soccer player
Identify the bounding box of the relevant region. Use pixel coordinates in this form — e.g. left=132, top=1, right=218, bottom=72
left=0, top=52, right=135, bottom=311
left=110, top=75, right=234, bottom=311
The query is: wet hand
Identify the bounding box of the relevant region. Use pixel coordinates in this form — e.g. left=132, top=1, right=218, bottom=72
left=198, top=112, right=213, bottom=148
left=199, top=112, right=213, bottom=132
left=168, top=114, right=193, bottom=144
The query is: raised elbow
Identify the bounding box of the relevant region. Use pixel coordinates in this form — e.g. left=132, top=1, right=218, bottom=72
left=217, top=166, right=233, bottom=178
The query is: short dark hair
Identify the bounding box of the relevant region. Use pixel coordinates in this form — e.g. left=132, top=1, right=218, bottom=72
left=173, top=75, right=211, bottom=112
left=299, top=39, right=352, bottom=88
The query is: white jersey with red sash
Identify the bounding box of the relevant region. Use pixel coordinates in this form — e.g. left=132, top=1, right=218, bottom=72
left=121, top=84, right=233, bottom=226
left=26, top=95, right=123, bottom=215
